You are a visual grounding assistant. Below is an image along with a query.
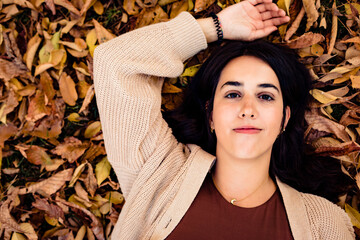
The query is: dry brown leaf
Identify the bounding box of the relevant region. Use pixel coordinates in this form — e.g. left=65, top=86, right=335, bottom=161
left=78, top=84, right=94, bottom=114
left=0, top=122, right=17, bottom=148
left=80, top=0, right=96, bottom=15
left=328, top=1, right=337, bottom=54
left=59, top=72, right=78, bottom=106
left=54, top=0, right=81, bottom=15
left=302, top=0, right=319, bottom=31
left=26, top=89, right=51, bottom=122
left=285, top=32, right=325, bottom=49
left=136, top=0, right=157, bottom=8
left=194, top=0, right=215, bottom=13
left=0, top=59, right=27, bottom=81
left=136, top=5, right=169, bottom=28
left=18, top=168, right=73, bottom=197
left=285, top=6, right=305, bottom=41
left=0, top=199, right=25, bottom=235
left=25, top=33, right=42, bottom=70
left=123, top=0, right=140, bottom=15
left=56, top=197, right=105, bottom=240
left=74, top=182, right=90, bottom=203
left=84, top=162, right=97, bottom=197
left=340, top=110, right=360, bottom=127
left=51, top=137, right=89, bottom=163
left=305, top=109, right=350, bottom=142
left=1, top=89, right=20, bottom=124
left=39, top=71, right=56, bottom=100
left=92, top=19, right=115, bottom=44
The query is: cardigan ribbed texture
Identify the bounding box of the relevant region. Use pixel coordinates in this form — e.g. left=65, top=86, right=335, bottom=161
left=93, top=11, right=355, bottom=240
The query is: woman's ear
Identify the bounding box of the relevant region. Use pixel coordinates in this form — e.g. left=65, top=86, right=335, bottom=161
left=284, top=106, right=291, bottom=129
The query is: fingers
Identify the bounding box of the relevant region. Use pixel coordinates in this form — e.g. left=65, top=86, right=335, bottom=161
left=260, top=9, right=288, bottom=21
left=252, top=26, right=277, bottom=39
left=263, top=16, right=290, bottom=27
left=256, top=2, right=282, bottom=13
left=246, top=0, right=273, bottom=6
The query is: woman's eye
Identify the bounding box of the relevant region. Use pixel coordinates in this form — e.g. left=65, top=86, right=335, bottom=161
left=259, top=94, right=274, bottom=101
left=225, top=93, right=241, bottom=98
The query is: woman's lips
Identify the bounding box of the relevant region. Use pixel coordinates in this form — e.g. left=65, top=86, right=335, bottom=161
left=233, top=127, right=262, bottom=134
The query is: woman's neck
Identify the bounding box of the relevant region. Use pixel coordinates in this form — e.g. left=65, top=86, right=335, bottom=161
left=212, top=152, right=276, bottom=208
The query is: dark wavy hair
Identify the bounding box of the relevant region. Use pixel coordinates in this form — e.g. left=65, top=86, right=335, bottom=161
left=163, top=39, right=353, bottom=203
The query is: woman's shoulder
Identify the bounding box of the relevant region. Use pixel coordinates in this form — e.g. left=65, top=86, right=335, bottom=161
left=299, top=191, right=355, bottom=239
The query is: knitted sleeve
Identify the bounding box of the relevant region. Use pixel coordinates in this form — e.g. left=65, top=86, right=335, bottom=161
left=93, top=12, right=207, bottom=197
left=301, top=193, right=355, bottom=239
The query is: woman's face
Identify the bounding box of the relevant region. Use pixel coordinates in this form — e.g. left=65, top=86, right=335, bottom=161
left=210, top=55, right=290, bottom=162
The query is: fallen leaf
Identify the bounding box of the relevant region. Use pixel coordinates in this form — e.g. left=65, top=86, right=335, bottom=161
left=286, top=32, right=325, bottom=49
left=84, top=121, right=101, bottom=139
left=95, top=157, right=111, bottom=186
left=302, top=0, right=319, bottom=31
left=345, top=203, right=360, bottom=228
left=59, top=72, right=78, bottom=106
left=18, top=168, right=73, bottom=197
left=51, top=137, right=89, bottom=163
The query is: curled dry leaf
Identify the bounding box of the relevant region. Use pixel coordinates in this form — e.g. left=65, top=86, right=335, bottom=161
left=18, top=168, right=73, bottom=197
left=84, top=162, right=97, bottom=197
left=79, top=84, right=94, bottom=114
left=51, top=136, right=89, bottom=163
left=92, top=19, right=115, bottom=44
left=26, top=89, right=51, bottom=122
left=0, top=122, right=17, bottom=148
left=0, top=59, right=27, bottom=81
left=327, top=1, right=337, bottom=54
left=135, top=5, right=169, bottom=28
left=0, top=199, right=24, bottom=235
left=122, top=0, right=140, bottom=15
left=32, top=197, right=65, bottom=220
left=54, top=0, right=81, bottom=15
left=285, top=6, right=305, bottom=41
left=59, top=72, right=78, bottom=106
left=305, top=109, right=350, bottom=142
left=95, top=157, right=111, bottom=186
left=285, top=32, right=325, bottom=49
left=25, top=33, right=42, bottom=70
left=56, top=197, right=105, bottom=240
left=302, top=0, right=319, bottom=31
left=136, top=0, right=158, bottom=8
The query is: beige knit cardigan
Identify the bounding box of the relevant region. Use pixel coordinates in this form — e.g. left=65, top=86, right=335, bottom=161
left=93, top=11, right=355, bottom=240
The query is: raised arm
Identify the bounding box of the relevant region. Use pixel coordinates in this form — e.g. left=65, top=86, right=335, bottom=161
left=93, top=0, right=289, bottom=198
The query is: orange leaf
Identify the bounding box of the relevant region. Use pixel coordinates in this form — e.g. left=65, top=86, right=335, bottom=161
left=59, top=72, right=78, bottom=106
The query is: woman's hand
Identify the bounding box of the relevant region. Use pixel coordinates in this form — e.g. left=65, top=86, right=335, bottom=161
left=197, top=0, right=290, bottom=43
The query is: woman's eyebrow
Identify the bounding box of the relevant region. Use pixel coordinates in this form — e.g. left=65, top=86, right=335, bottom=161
left=220, top=81, right=279, bottom=93
left=258, top=83, right=279, bottom=93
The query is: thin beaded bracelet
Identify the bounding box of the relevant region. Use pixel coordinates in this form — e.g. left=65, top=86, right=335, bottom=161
left=209, top=12, right=223, bottom=43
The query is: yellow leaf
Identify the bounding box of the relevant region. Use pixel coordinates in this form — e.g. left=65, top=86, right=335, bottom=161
left=86, top=28, right=97, bottom=57
left=0, top=25, right=3, bottom=45
left=276, top=0, right=290, bottom=15
left=350, top=75, right=360, bottom=89
left=344, top=3, right=360, bottom=15
left=105, top=191, right=124, bottom=204
left=181, top=64, right=200, bottom=77
left=310, top=89, right=338, bottom=104
left=93, top=0, right=104, bottom=15
left=310, top=44, right=324, bottom=56
left=54, top=0, right=81, bottom=15
left=59, top=72, right=78, bottom=106
left=100, top=202, right=110, bottom=214
left=59, top=40, right=84, bottom=51
left=19, top=222, right=37, bottom=240
left=75, top=225, right=87, bottom=240
left=73, top=62, right=90, bottom=76
left=345, top=203, right=360, bottom=228
left=45, top=215, right=59, bottom=226
left=333, top=66, right=360, bottom=84
left=11, top=233, right=27, bottom=240
left=69, top=162, right=87, bottom=187
left=84, top=121, right=101, bottom=138
left=49, top=49, right=65, bottom=66
left=68, top=112, right=81, bottom=122
left=95, top=157, right=111, bottom=186
left=162, top=82, right=182, bottom=93
left=51, top=31, right=60, bottom=50
left=92, top=18, right=115, bottom=44
left=25, top=33, right=42, bottom=70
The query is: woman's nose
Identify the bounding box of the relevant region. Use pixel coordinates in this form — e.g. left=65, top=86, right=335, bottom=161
left=238, top=97, right=257, bottom=119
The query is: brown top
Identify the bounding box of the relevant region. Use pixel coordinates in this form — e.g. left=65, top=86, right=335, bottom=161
left=166, top=172, right=294, bottom=240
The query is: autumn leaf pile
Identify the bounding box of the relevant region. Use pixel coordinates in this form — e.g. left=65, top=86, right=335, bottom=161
left=0, top=0, right=360, bottom=239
